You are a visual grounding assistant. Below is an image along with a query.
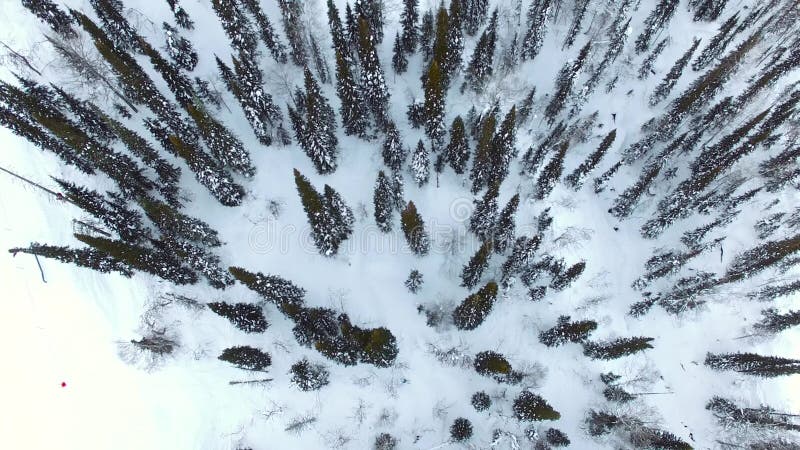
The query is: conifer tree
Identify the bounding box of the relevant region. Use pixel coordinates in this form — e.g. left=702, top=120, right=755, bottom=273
left=521, top=122, right=565, bottom=176
left=564, top=129, right=616, bottom=189
left=294, top=169, right=350, bottom=256
left=185, top=103, right=254, bottom=177
left=355, top=18, right=390, bottom=129
left=444, top=116, right=470, bottom=174
left=706, top=396, right=800, bottom=432
left=534, top=141, right=568, bottom=199
left=240, top=0, right=288, bottom=64
left=563, top=0, right=589, bottom=50
left=373, top=171, right=394, bottom=232
left=450, top=418, right=473, bottom=442
left=405, top=269, right=424, bottom=293
left=471, top=391, right=491, bottom=411
left=461, top=240, right=492, bottom=289
left=334, top=51, right=369, bottom=138
left=691, top=0, right=730, bottom=22
left=521, top=0, right=553, bottom=61
left=323, top=184, right=354, bottom=245
left=211, top=0, right=261, bottom=59
left=650, top=38, right=702, bottom=106
left=469, top=183, right=499, bottom=241
left=162, top=22, right=198, bottom=71
left=513, top=391, right=560, bottom=421
left=634, top=0, right=680, bottom=54
left=723, top=234, right=800, bottom=284
left=692, top=13, right=739, bottom=72
left=208, top=302, right=268, bottom=333
left=308, top=33, right=331, bottom=84
left=138, top=197, right=221, bottom=247
left=469, top=112, right=496, bottom=193
left=430, top=4, right=449, bottom=70
left=539, top=315, right=597, bottom=347
left=445, top=0, right=464, bottom=78
left=382, top=122, right=406, bottom=171
left=290, top=358, right=330, bottom=391
left=488, top=106, right=517, bottom=187
left=500, top=235, right=540, bottom=283
left=327, top=0, right=351, bottom=64
left=410, top=140, right=430, bottom=187
left=401, top=201, right=430, bottom=256
left=551, top=260, right=585, bottom=290
left=463, top=10, right=497, bottom=92
left=165, top=0, right=194, bottom=30
left=463, top=0, right=488, bottom=36
left=159, top=238, right=233, bottom=289
left=75, top=233, right=197, bottom=285
left=391, top=32, right=408, bottom=74
left=14, top=241, right=133, bottom=278
left=544, top=42, right=590, bottom=124
left=89, top=0, right=140, bottom=52
left=288, top=69, right=338, bottom=174
left=218, top=346, right=271, bottom=371
left=423, top=59, right=446, bottom=144
left=583, top=337, right=654, bottom=360
left=228, top=266, right=307, bottom=310
left=705, top=352, right=800, bottom=377
left=753, top=309, right=800, bottom=335
left=452, top=281, right=498, bottom=330
left=419, top=10, right=435, bottom=61
left=400, top=0, right=419, bottom=53
left=493, top=194, right=518, bottom=253
left=21, top=0, right=77, bottom=39
left=278, top=0, right=308, bottom=66
left=638, top=37, right=669, bottom=80
left=473, top=350, right=521, bottom=383
left=355, top=0, right=384, bottom=44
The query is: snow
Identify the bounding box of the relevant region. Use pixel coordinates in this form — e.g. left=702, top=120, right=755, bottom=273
left=1, top=0, right=799, bottom=449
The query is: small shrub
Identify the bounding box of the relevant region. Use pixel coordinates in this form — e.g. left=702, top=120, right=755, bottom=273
left=289, top=358, right=330, bottom=391
left=471, top=391, right=491, bottom=411
left=450, top=417, right=473, bottom=442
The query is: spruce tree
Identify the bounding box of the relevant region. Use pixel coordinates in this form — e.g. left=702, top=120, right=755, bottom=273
left=463, top=0, right=489, bottom=36
left=289, top=68, right=339, bottom=174
left=240, top=0, right=288, bottom=64
left=208, top=302, right=268, bottom=333
left=452, top=281, right=498, bottom=330
left=488, top=106, right=517, bottom=187
left=463, top=10, right=498, bottom=92
left=405, top=269, right=424, bottom=293
left=218, top=346, right=271, bottom=371
left=277, top=0, right=308, bottom=66
left=445, top=0, right=464, bottom=79
left=323, top=184, right=354, bottom=245
left=473, top=350, right=521, bottom=383
left=162, top=22, right=198, bottom=71
left=493, top=194, right=519, bottom=253
left=334, top=51, right=369, bottom=138
left=706, top=396, right=800, bottom=432
left=753, top=309, right=800, bottom=335
left=400, top=0, right=419, bottom=53
left=185, top=103, right=254, bottom=177
left=228, top=266, right=307, bottom=310
left=382, top=122, right=406, bottom=171
left=501, top=235, right=540, bottom=283
left=410, top=140, right=430, bottom=187
left=563, top=0, right=589, bottom=50
left=89, top=0, right=140, bottom=52
left=468, top=183, right=499, bottom=241
left=534, top=141, right=568, bottom=199
left=419, top=10, right=435, bottom=61
left=634, top=0, right=680, bottom=54
left=373, top=171, right=395, bottom=232
left=355, top=0, right=384, bottom=44
left=21, top=0, right=77, bottom=38
left=423, top=60, right=446, bottom=144
left=691, top=0, right=730, bottom=21
left=692, top=14, right=740, bottom=72
left=450, top=418, right=473, bottom=442
left=165, top=0, right=194, bottom=30
left=357, top=16, right=390, bottom=129
left=583, top=337, right=654, bottom=360
left=564, top=129, right=616, bottom=189
left=160, top=238, right=233, bottom=289
left=638, top=37, right=669, bottom=80
left=9, top=243, right=133, bottom=277
left=138, top=197, right=221, bottom=247
left=290, top=358, right=330, bottom=391
left=294, top=169, right=349, bottom=256
left=544, top=42, right=590, bottom=124
left=723, top=234, right=800, bottom=284
left=401, top=201, right=430, bottom=256
left=650, top=38, right=702, bottom=106
left=469, top=111, right=496, bottom=193
left=551, top=261, right=585, bottom=291
left=705, top=352, right=800, bottom=377
left=539, top=315, right=597, bottom=347
left=517, top=87, right=536, bottom=126
left=391, top=32, right=408, bottom=74
left=513, top=391, right=560, bottom=421
left=460, top=240, right=492, bottom=289
left=327, top=0, right=351, bottom=64
left=444, top=116, right=470, bottom=174
left=521, top=0, right=553, bottom=61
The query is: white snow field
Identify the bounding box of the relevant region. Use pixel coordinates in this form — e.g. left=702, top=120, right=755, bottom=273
left=1, top=0, right=798, bottom=449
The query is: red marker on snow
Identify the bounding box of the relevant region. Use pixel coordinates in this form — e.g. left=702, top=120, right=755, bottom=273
left=61, top=382, right=67, bottom=388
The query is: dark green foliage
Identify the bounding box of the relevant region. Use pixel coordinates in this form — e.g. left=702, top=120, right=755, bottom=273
left=450, top=417, right=472, bottom=442
left=89, top=0, right=140, bottom=52
left=753, top=309, right=800, bottom=334
left=163, top=23, right=198, bottom=71
left=453, top=281, right=498, bottom=330
left=444, top=116, right=470, bottom=174
left=166, top=0, right=194, bottom=30
left=563, top=0, right=589, bottom=49
left=9, top=243, right=133, bottom=277
left=208, top=302, right=268, bottom=333
left=374, top=433, right=398, bottom=450
left=410, top=140, right=429, bottom=186
left=692, top=13, right=739, bottom=72
left=327, top=0, right=351, bottom=63
left=405, top=269, right=423, bottom=293
left=638, top=37, right=669, bottom=80
left=391, top=32, right=408, bottom=73
left=423, top=59, right=445, bottom=143
left=471, top=391, right=491, bottom=411
left=400, top=0, right=419, bottom=53
left=487, top=107, right=517, bottom=187
left=534, top=141, right=568, bottom=199
left=516, top=87, right=536, bottom=125
left=294, top=170, right=352, bottom=256
left=401, top=201, right=430, bottom=256
left=374, top=171, right=394, bottom=232
left=493, top=194, right=518, bottom=253
left=334, top=51, right=369, bottom=138
left=469, top=111, right=496, bottom=193
left=723, top=234, right=800, bottom=284
left=382, top=122, right=406, bottom=171
left=185, top=103, right=254, bottom=177
left=550, top=260, right=585, bottom=291
left=706, top=396, right=800, bottom=432
left=603, top=385, right=635, bottom=403
left=240, top=0, right=288, bottom=63
left=586, top=410, right=620, bottom=436
left=461, top=240, right=492, bottom=289
left=650, top=38, right=702, bottom=106
left=539, top=315, right=597, bottom=347
left=469, top=183, right=499, bottom=241
left=521, top=0, right=552, bottom=61
left=289, top=69, right=339, bottom=174
left=529, top=286, right=547, bottom=301
left=419, top=9, right=435, bottom=60
left=564, top=129, right=616, bottom=189
left=159, top=238, right=233, bottom=289
left=545, top=428, right=570, bottom=447
left=544, top=42, right=590, bottom=124
left=691, top=0, right=729, bottom=21
left=277, top=0, right=308, bottom=66
left=705, top=352, right=800, bottom=377
left=513, top=391, right=560, bottom=421
left=583, top=337, right=654, bottom=360
left=218, top=346, right=271, bottom=371
left=228, top=266, right=306, bottom=310
left=634, top=0, right=680, bottom=54
left=749, top=280, right=800, bottom=301
left=473, top=350, right=520, bottom=383
left=463, top=0, right=488, bottom=36
left=357, top=16, right=390, bottom=128
left=289, top=358, right=330, bottom=391
left=22, top=0, right=77, bottom=38
left=501, top=236, right=540, bottom=282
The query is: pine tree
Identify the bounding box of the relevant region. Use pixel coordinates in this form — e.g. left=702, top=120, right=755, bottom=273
left=373, top=171, right=395, bottom=232
left=493, top=194, right=518, bottom=253
left=473, top=350, right=521, bottom=383
left=753, top=309, right=800, bottom=335
left=382, top=122, right=406, bottom=171
left=583, top=337, right=654, bottom=360
left=138, top=197, right=221, bottom=247
left=469, top=183, right=499, bottom=241
left=410, top=140, right=430, bottom=186
left=544, top=42, right=590, bottom=124
left=521, top=122, right=565, bottom=176
left=419, top=10, right=435, bottom=61
left=423, top=60, right=446, bottom=144
left=160, top=238, right=233, bottom=289
left=208, top=302, right=268, bottom=333
left=240, top=0, right=288, bottom=63
left=405, top=269, right=424, bottom=293
left=650, top=38, right=702, bottom=106
left=323, top=184, right=354, bottom=245
left=500, top=235, right=540, bottom=282
left=445, top=0, right=464, bottom=78
left=165, top=0, right=194, bottom=30
left=464, top=10, right=497, bottom=92
left=564, top=129, right=616, bottom=189
left=463, top=0, right=489, bottom=36
left=9, top=243, right=133, bottom=277
left=551, top=261, right=585, bottom=290
left=488, top=106, right=517, bottom=187
left=430, top=3, right=449, bottom=71
left=290, top=358, right=330, bottom=391
left=218, top=346, right=271, bottom=371
left=89, top=0, right=140, bottom=52
left=162, top=22, right=198, bottom=71
left=355, top=0, right=384, bottom=44
left=516, top=87, right=536, bottom=125
left=546, top=429, right=570, bottom=447
left=278, top=0, right=308, bottom=66
left=534, top=141, right=568, bottom=199
left=185, top=103, right=254, bottom=177
left=228, top=266, right=307, bottom=310
left=75, top=233, right=197, bottom=285
left=461, top=240, right=492, bottom=289
left=401, top=201, right=430, bottom=256
left=294, top=169, right=349, bottom=256
left=723, top=234, right=800, bottom=284
left=513, top=391, right=561, bottom=421
left=400, top=0, right=419, bottom=53
left=692, top=13, right=739, bottom=72
left=521, top=0, right=553, bottom=61
left=357, top=16, right=390, bottom=128
left=444, top=116, right=470, bottom=174
left=21, top=0, right=77, bottom=38
left=288, top=68, right=339, bottom=174
left=334, top=51, right=369, bottom=138
left=705, top=352, right=800, bottom=377
left=469, top=111, right=496, bottom=193
left=308, top=33, right=331, bottom=84
left=327, top=0, right=351, bottom=64
left=452, top=281, right=498, bottom=330
left=539, top=315, right=597, bottom=347
left=391, top=32, right=408, bottom=74
left=638, top=37, right=669, bottom=80
left=634, top=0, right=680, bottom=54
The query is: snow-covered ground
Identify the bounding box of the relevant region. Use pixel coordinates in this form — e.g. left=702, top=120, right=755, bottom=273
left=1, top=0, right=798, bottom=449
